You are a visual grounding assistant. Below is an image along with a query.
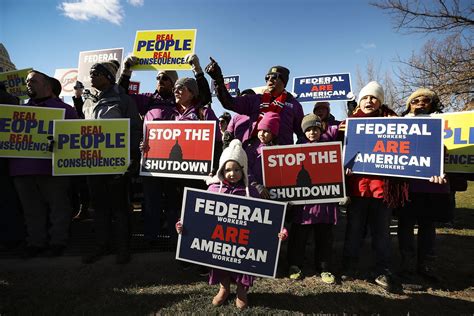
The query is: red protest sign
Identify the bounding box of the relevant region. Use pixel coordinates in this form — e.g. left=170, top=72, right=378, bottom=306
left=140, top=121, right=216, bottom=180
left=261, top=142, right=345, bottom=204
left=128, top=81, right=140, bottom=95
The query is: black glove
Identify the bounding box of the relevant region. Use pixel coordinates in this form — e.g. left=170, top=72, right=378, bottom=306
left=205, top=57, right=224, bottom=84
left=124, top=159, right=140, bottom=177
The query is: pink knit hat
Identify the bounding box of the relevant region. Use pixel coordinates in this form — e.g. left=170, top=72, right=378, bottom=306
left=257, top=112, right=280, bottom=136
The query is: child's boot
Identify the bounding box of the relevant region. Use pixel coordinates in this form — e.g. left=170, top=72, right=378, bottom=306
left=212, top=279, right=230, bottom=306
left=235, top=284, right=248, bottom=309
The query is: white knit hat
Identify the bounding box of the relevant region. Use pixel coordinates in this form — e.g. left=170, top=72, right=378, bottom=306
left=211, top=139, right=249, bottom=195
left=358, top=81, right=384, bottom=105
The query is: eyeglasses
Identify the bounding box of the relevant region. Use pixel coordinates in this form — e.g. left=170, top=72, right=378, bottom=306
left=410, top=97, right=432, bottom=105
left=265, top=73, right=281, bottom=82
left=89, top=70, right=103, bottom=77
left=156, top=75, right=171, bottom=82
left=173, top=85, right=187, bottom=93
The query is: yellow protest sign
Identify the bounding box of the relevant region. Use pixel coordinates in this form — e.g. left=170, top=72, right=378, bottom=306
left=0, top=104, right=65, bottom=158
left=132, top=29, right=196, bottom=70
left=52, top=119, right=130, bottom=176
left=0, top=68, right=33, bottom=100
left=440, top=111, right=474, bottom=173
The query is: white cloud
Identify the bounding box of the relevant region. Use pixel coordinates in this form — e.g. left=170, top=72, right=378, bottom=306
left=127, top=0, right=144, bottom=6
left=59, top=0, right=125, bottom=25
left=355, top=42, right=376, bottom=53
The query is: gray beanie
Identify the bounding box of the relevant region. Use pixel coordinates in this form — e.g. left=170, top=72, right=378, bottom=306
left=301, top=113, right=322, bottom=132
left=157, top=70, right=178, bottom=85
left=175, top=77, right=199, bottom=97
left=91, top=61, right=119, bottom=83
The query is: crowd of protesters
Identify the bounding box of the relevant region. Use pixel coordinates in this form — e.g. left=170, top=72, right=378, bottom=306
left=0, top=53, right=472, bottom=308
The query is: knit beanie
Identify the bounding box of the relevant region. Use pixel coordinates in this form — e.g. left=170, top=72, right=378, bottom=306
left=267, top=65, right=290, bottom=85
left=301, top=113, right=322, bottom=132
left=175, top=77, right=199, bottom=97
left=313, top=101, right=330, bottom=113
left=157, top=70, right=178, bottom=85
left=91, top=61, right=119, bottom=84
left=216, top=139, right=249, bottom=189
left=358, top=81, right=384, bottom=105
left=257, top=112, right=280, bottom=136
left=406, top=88, right=439, bottom=111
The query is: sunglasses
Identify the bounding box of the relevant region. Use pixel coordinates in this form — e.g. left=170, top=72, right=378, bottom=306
left=265, top=73, right=281, bottom=82
left=156, top=75, right=171, bottom=82
left=89, top=70, right=104, bottom=77
left=410, top=97, right=432, bottom=105
left=173, top=85, right=187, bottom=93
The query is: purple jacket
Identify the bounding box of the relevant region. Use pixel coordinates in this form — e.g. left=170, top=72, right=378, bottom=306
left=9, top=97, right=78, bottom=176
left=131, top=92, right=174, bottom=116
left=207, top=181, right=259, bottom=198
left=320, top=115, right=340, bottom=142
left=244, top=140, right=269, bottom=185
left=226, top=114, right=250, bottom=142
left=224, top=93, right=304, bottom=145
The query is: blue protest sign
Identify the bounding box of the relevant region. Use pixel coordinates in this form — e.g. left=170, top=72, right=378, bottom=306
left=211, top=75, right=239, bottom=97
left=343, top=117, right=443, bottom=179
left=176, top=188, right=287, bottom=278
left=292, top=73, right=352, bottom=102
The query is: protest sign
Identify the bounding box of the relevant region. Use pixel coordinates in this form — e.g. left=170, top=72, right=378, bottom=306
left=52, top=119, right=129, bottom=176
left=0, top=104, right=65, bottom=158
left=132, top=29, right=196, bottom=70
left=128, top=81, right=140, bottom=95
left=343, top=117, right=443, bottom=179
left=176, top=188, right=287, bottom=278
left=211, top=75, right=239, bottom=97
left=439, top=111, right=474, bottom=173
left=140, top=121, right=215, bottom=180
left=0, top=68, right=33, bottom=100
left=77, top=48, right=123, bottom=90
left=293, top=73, right=352, bottom=102
left=53, top=68, right=78, bottom=97
left=261, top=142, right=345, bottom=205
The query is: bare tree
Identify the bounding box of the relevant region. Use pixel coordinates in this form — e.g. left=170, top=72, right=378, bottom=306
left=372, top=0, right=474, bottom=111
left=372, top=0, right=474, bottom=35
left=355, top=59, right=406, bottom=113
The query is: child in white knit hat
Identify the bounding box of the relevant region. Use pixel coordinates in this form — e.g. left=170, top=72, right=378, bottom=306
left=176, top=139, right=288, bottom=309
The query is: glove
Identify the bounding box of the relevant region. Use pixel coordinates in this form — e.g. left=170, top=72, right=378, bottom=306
left=124, top=159, right=140, bottom=177
left=278, top=228, right=289, bottom=241
left=184, top=53, right=203, bottom=75
left=122, top=55, right=139, bottom=76
left=46, top=136, right=55, bottom=152
left=205, top=57, right=224, bottom=84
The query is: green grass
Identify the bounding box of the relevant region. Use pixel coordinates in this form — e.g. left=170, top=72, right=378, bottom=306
left=1, top=183, right=473, bottom=315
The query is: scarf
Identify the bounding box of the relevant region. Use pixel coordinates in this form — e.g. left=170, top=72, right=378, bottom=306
left=251, top=90, right=287, bottom=138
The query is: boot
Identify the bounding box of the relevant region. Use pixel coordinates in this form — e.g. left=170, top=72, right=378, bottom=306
left=212, top=279, right=230, bottom=306
left=235, top=284, right=248, bottom=310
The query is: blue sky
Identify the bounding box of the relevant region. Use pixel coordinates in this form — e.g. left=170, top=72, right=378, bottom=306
left=1, top=0, right=426, bottom=119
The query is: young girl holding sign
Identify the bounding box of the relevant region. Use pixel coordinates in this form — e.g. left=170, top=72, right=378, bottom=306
left=244, top=112, right=280, bottom=199
left=287, top=114, right=338, bottom=284
left=176, top=139, right=288, bottom=309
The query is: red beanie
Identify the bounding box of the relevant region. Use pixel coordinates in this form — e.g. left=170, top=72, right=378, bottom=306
left=257, top=112, right=280, bottom=136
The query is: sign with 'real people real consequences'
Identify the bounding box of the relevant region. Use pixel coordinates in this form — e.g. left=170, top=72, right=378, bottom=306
left=140, top=121, right=215, bottom=180
left=440, top=111, right=474, bottom=173
left=343, top=117, right=443, bottom=179
left=132, top=29, right=196, bottom=71
left=52, top=119, right=130, bottom=176
left=292, top=73, right=352, bottom=103
left=0, top=104, right=65, bottom=158
left=0, top=68, right=33, bottom=100
left=176, top=188, right=287, bottom=278
left=261, top=142, right=346, bottom=205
